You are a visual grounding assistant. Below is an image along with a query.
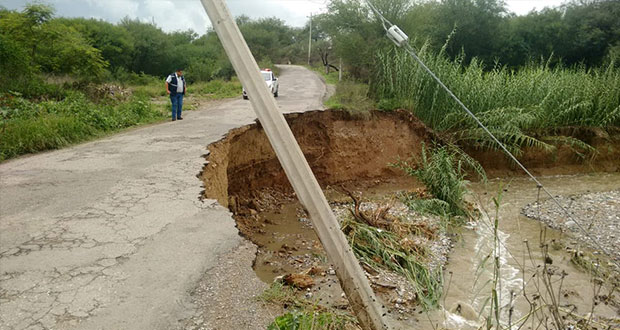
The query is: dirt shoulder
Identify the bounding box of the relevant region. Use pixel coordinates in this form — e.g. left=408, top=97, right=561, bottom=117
left=177, top=240, right=278, bottom=330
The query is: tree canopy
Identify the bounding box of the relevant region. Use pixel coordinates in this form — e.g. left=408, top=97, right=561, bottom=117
left=1, top=0, right=618, bottom=87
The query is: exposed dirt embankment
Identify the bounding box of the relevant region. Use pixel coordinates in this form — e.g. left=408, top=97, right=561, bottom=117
left=201, top=110, right=435, bottom=207
left=467, top=127, right=620, bottom=177
left=202, top=111, right=619, bottom=208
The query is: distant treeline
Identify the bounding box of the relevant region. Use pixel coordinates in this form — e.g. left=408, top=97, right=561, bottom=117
left=316, top=0, right=620, bottom=79
left=1, top=0, right=619, bottom=88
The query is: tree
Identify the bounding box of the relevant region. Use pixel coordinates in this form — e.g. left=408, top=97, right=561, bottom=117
left=58, top=18, right=135, bottom=71
left=120, top=18, right=174, bottom=76
left=0, top=4, right=107, bottom=78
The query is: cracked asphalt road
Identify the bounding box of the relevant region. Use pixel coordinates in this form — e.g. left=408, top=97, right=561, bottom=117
left=0, top=65, right=327, bottom=330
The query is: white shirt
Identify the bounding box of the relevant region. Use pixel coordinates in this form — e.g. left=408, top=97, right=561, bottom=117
left=166, top=73, right=184, bottom=93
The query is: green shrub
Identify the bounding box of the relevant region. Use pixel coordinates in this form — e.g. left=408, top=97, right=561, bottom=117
left=267, top=311, right=350, bottom=330
left=394, top=144, right=478, bottom=218
left=0, top=92, right=164, bottom=161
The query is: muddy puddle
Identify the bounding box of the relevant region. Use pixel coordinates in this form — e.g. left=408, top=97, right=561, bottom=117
left=200, top=110, right=620, bottom=328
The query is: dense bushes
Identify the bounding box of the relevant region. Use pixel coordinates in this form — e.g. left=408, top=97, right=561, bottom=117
left=0, top=92, right=164, bottom=160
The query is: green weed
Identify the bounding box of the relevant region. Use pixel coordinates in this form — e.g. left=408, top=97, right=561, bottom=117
left=325, top=81, right=374, bottom=118
left=267, top=311, right=352, bottom=330
left=0, top=91, right=165, bottom=161
left=261, top=282, right=355, bottom=330
left=342, top=218, right=442, bottom=309
left=394, top=144, right=480, bottom=219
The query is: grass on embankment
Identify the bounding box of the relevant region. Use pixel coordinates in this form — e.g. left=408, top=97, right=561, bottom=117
left=0, top=79, right=242, bottom=161
left=131, top=78, right=242, bottom=100
left=324, top=45, right=619, bottom=156
left=371, top=45, right=620, bottom=153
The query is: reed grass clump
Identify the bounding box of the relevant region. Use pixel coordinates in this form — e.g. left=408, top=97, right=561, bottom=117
left=342, top=218, right=442, bottom=309
left=394, top=144, right=483, bottom=219
left=372, top=44, right=620, bottom=153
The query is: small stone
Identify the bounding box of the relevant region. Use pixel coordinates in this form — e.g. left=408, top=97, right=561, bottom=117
left=564, top=220, right=577, bottom=228
left=283, top=273, right=314, bottom=289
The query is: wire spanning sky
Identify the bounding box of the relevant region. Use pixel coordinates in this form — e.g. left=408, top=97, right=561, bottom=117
left=0, top=0, right=568, bottom=34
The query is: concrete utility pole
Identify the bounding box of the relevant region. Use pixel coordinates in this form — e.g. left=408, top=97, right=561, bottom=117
left=308, top=12, right=313, bottom=66
left=199, top=1, right=388, bottom=329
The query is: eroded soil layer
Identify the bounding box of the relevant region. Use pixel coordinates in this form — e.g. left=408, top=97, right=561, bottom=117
left=201, top=109, right=435, bottom=208
left=203, top=111, right=620, bottom=208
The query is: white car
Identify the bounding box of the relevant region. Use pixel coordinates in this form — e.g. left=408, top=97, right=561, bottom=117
left=243, top=69, right=279, bottom=99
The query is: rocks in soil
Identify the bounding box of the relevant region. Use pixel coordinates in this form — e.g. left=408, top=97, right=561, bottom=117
left=283, top=273, right=314, bottom=289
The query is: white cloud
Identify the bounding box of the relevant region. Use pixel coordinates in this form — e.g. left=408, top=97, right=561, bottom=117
left=505, top=0, right=567, bottom=15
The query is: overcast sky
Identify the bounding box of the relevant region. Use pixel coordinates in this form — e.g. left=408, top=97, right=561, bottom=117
left=0, top=0, right=568, bottom=34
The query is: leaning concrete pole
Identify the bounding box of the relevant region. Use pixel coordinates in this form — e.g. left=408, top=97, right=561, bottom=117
left=199, top=1, right=388, bottom=329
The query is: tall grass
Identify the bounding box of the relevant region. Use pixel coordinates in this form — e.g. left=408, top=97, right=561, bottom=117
left=324, top=81, right=375, bottom=118
left=394, top=144, right=484, bottom=219
left=372, top=44, right=620, bottom=152
left=0, top=91, right=165, bottom=160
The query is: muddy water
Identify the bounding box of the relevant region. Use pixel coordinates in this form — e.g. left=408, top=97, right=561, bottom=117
left=251, top=173, right=620, bottom=329
left=252, top=179, right=421, bottom=282
left=424, top=173, right=620, bottom=329
left=253, top=202, right=320, bottom=282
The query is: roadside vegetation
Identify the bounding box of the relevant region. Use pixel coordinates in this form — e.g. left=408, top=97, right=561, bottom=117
left=0, top=91, right=162, bottom=160
left=372, top=46, right=620, bottom=154
left=0, top=3, right=256, bottom=161
left=260, top=282, right=355, bottom=329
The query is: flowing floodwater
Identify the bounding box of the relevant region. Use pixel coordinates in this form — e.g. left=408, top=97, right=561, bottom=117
left=424, top=172, right=620, bottom=329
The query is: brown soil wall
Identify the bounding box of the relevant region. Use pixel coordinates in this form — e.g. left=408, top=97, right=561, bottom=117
left=201, top=110, right=620, bottom=208
left=201, top=110, right=435, bottom=207
left=467, top=127, right=620, bottom=177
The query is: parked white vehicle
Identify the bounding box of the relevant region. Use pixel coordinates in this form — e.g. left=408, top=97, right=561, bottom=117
left=242, top=69, right=279, bottom=99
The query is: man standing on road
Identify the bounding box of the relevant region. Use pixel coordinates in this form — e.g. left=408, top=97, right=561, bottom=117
left=165, top=69, right=186, bottom=121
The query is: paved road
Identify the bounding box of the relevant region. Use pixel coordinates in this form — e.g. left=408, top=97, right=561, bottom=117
left=0, top=65, right=327, bottom=330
